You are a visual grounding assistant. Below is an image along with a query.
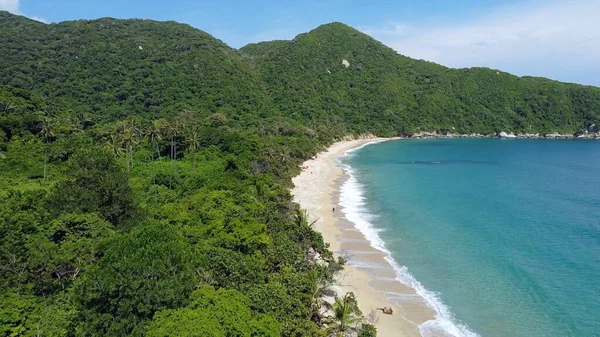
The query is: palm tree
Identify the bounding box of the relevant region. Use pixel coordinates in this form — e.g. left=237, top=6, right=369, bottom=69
left=125, top=130, right=137, bottom=168
left=164, top=118, right=181, bottom=189
left=294, top=208, right=311, bottom=227
left=185, top=130, right=200, bottom=175
left=324, top=292, right=362, bottom=337
left=68, top=117, right=85, bottom=135
left=308, top=270, right=330, bottom=326
left=103, top=134, right=123, bottom=157
left=146, top=120, right=164, bottom=159
left=185, top=131, right=200, bottom=153
left=294, top=208, right=318, bottom=253
left=38, top=104, right=57, bottom=182
left=117, top=120, right=138, bottom=168
left=40, top=103, right=55, bottom=118
left=75, top=110, right=92, bottom=130
left=0, top=101, right=16, bottom=114
left=39, top=117, right=55, bottom=181
left=165, top=112, right=194, bottom=188
left=145, top=119, right=164, bottom=184
left=263, top=148, right=276, bottom=162
left=278, top=148, right=290, bottom=165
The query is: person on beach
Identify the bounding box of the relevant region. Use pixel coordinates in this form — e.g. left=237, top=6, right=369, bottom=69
left=332, top=207, right=335, bottom=213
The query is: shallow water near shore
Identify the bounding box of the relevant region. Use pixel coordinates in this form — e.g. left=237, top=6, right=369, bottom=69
left=339, top=139, right=600, bottom=337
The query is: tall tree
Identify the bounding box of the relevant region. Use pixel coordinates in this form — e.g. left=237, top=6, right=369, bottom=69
left=0, top=101, right=16, bottom=114
left=184, top=130, right=200, bottom=175
left=39, top=116, right=55, bottom=181
left=165, top=116, right=185, bottom=188
left=103, top=134, right=124, bottom=157
left=117, top=121, right=138, bottom=168
left=49, top=146, right=137, bottom=226
left=308, top=270, right=329, bottom=327
left=145, top=119, right=164, bottom=184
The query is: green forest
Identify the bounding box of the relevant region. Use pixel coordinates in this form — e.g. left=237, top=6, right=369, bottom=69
left=0, top=11, right=598, bottom=337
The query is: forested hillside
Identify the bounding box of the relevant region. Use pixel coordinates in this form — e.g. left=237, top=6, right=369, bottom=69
left=241, top=22, right=600, bottom=135
left=0, top=11, right=278, bottom=125
left=0, top=11, right=598, bottom=337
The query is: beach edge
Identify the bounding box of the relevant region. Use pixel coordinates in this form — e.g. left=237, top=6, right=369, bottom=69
left=291, top=137, right=429, bottom=337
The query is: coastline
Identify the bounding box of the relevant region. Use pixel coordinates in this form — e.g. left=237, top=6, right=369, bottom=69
left=404, top=131, right=600, bottom=139
left=292, top=138, right=438, bottom=337
left=293, top=137, right=600, bottom=337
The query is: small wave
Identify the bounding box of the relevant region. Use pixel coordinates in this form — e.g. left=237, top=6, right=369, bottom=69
left=335, top=139, right=387, bottom=165
left=338, top=153, right=480, bottom=337
left=346, top=139, right=388, bottom=154
left=347, top=260, right=390, bottom=270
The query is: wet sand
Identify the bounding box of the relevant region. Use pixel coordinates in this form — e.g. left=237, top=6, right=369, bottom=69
left=291, top=139, right=438, bottom=337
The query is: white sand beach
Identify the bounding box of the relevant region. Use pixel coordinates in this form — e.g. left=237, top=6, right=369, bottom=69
left=292, top=139, right=439, bottom=337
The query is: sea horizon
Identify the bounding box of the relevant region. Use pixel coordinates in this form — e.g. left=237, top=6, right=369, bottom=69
left=339, top=138, right=600, bottom=337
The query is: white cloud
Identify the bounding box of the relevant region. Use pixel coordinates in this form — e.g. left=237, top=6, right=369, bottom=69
left=361, top=0, right=600, bottom=86
left=29, top=15, right=47, bottom=23
left=0, top=0, right=47, bottom=23
left=0, top=0, right=20, bottom=13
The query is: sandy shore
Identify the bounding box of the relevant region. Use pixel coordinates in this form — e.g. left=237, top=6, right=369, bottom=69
left=292, top=139, right=438, bottom=337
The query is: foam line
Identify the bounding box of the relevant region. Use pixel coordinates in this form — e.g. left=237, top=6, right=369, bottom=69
left=338, top=147, right=480, bottom=337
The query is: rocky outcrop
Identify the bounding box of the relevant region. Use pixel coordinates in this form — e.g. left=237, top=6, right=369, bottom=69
left=498, top=131, right=516, bottom=138
left=340, top=132, right=599, bottom=142
left=544, top=132, right=572, bottom=139
left=377, top=306, right=393, bottom=315
left=340, top=134, right=378, bottom=141
left=410, top=132, right=493, bottom=139
left=402, top=131, right=599, bottom=140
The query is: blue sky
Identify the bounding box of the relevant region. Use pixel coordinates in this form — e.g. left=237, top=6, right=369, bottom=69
left=3, top=0, right=599, bottom=86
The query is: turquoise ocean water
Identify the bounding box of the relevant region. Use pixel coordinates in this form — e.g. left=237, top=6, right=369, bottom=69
left=342, top=139, right=600, bottom=337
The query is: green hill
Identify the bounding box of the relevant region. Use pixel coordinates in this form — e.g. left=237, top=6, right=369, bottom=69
left=241, top=22, right=600, bottom=135
left=2, top=13, right=598, bottom=136
left=0, top=11, right=275, bottom=124
left=0, top=12, right=598, bottom=337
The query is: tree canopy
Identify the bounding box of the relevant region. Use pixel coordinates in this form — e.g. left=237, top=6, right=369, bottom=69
left=0, top=11, right=598, bottom=337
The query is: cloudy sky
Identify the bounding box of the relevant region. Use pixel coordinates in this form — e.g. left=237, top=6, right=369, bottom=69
left=3, top=0, right=599, bottom=86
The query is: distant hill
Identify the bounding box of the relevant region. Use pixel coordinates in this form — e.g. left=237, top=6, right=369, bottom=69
left=0, top=11, right=275, bottom=124
left=241, top=22, right=600, bottom=135
left=1, top=13, right=598, bottom=135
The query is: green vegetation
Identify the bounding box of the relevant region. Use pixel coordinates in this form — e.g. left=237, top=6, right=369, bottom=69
left=0, top=11, right=598, bottom=337
left=242, top=23, right=600, bottom=135
left=323, top=292, right=362, bottom=336
left=146, top=286, right=280, bottom=337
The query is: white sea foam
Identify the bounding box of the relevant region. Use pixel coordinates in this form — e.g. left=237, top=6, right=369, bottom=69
left=343, top=139, right=387, bottom=155
left=347, top=260, right=389, bottom=270
left=338, top=146, right=480, bottom=337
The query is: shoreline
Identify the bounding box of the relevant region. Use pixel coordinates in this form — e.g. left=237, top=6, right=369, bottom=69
left=292, top=138, right=438, bottom=337
left=404, top=131, right=600, bottom=140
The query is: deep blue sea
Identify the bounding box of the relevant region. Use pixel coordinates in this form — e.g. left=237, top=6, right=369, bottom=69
left=343, top=139, right=600, bottom=337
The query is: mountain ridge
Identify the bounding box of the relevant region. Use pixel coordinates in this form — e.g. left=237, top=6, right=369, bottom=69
left=3, top=10, right=596, bottom=88
left=0, top=10, right=598, bottom=135
left=242, top=21, right=596, bottom=88
left=239, top=20, right=599, bottom=135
